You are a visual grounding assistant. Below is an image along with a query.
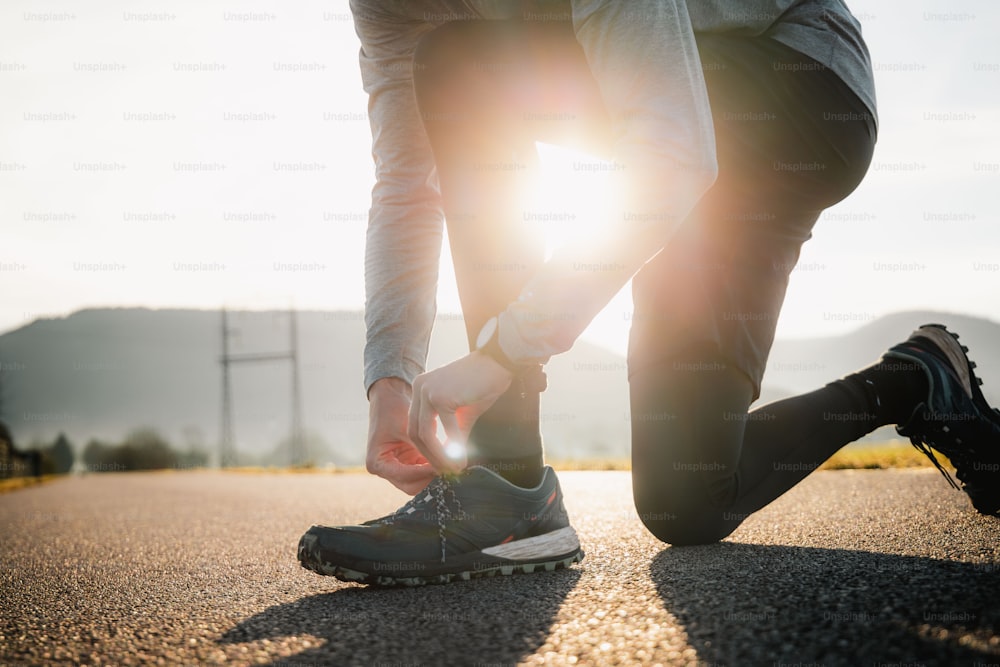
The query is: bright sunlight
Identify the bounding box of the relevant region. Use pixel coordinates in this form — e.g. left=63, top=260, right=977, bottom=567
left=522, top=142, right=624, bottom=260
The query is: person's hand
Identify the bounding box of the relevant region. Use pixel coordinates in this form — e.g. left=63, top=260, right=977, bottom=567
left=408, top=352, right=513, bottom=473
left=366, top=377, right=436, bottom=494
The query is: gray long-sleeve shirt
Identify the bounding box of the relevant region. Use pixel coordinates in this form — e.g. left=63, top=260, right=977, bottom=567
left=351, top=0, right=876, bottom=392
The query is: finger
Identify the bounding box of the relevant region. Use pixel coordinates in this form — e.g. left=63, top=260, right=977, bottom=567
left=372, top=460, right=436, bottom=495
left=393, top=447, right=430, bottom=466
left=407, top=379, right=424, bottom=448
left=412, top=388, right=449, bottom=471
left=420, top=395, right=465, bottom=473
left=437, top=408, right=462, bottom=444
left=437, top=410, right=468, bottom=471
left=369, top=449, right=434, bottom=481
left=394, top=477, right=434, bottom=496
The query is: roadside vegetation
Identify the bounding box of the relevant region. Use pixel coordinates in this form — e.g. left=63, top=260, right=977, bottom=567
left=549, top=440, right=944, bottom=472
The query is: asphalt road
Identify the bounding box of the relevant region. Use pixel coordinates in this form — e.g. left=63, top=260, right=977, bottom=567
left=1, top=469, right=999, bottom=666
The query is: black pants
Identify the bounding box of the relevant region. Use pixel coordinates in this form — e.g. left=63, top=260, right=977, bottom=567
left=414, top=21, right=879, bottom=544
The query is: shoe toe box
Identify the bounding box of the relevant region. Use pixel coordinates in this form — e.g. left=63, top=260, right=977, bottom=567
left=298, top=522, right=442, bottom=571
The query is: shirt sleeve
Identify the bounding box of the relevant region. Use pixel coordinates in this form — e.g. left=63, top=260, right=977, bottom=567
left=499, top=0, right=719, bottom=364
left=351, top=3, right=444, bottom=393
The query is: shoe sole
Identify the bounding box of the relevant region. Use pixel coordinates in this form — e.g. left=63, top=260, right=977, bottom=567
left=910, top=324, right=1000, bottom=425
left=911, top=325, right=974, bottom=394
left=298, top=526, right=584, bottom=587
left=303, top=551, right=584, bottom=587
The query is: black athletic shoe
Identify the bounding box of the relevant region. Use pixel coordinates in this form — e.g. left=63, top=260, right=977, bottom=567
left=885, top=324, right=1000, bottom=516
left=297, top=465, right=583, bottom=586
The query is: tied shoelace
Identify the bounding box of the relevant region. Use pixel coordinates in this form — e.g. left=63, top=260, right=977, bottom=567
left=905, top=408, right=979, bottom=491
left=377, top=475, right=467, bottom=563
left=908, top=436, right=962, bottom=491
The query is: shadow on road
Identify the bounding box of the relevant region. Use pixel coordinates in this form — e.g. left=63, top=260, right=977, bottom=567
left=651, top=542, right=1000, bottom=664
left=219, top=568, right=580, bottom=665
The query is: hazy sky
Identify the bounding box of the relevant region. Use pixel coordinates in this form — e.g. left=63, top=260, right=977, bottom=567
left=2, top=0, right=999, bottom=356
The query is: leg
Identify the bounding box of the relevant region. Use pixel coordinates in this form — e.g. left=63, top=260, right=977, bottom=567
left=630, top=35, right=885, bottom=544
left=412, top=19, right=610, bottom=486
left=630, top=346, right=884, bottom=544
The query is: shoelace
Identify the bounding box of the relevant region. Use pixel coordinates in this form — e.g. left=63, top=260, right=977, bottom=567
left=908, top=436, right=962, bottom=491
left=377, top=475, right=467, bottom=563
left=905, top=399, right=986, bottom=491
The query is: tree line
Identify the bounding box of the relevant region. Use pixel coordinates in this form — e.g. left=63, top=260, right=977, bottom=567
left=21, top=428, right=209, bottom=474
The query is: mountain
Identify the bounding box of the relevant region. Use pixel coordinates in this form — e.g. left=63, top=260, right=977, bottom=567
left=0, top=308, right=631, bottom=465
left=763, top=311, right=1000, bottom=401
left=1, top=308, right=998, bottom=465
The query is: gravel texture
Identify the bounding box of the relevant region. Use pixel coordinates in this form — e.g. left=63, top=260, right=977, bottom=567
left=1, top=469, right=998, bottom=666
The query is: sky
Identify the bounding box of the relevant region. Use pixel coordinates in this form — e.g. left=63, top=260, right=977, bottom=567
left=2, top=0, right=999, bottom=357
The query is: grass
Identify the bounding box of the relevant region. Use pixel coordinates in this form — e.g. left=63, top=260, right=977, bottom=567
left=818, top=441, right=948, bottom=470
left=554, top=440, right=944, bottom=472
left=0, top=474, right=63, bottom=495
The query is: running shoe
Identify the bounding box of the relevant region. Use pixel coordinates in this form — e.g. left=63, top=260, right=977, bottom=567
left=885, top=324, right=1000, bottom=516
left=298, top=465, right=583, bottom=586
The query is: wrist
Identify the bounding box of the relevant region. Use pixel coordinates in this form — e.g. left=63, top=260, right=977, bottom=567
left=472, top=349, right=515, bottom=378
left=368, top=376, right=412, bottom=401
left=474, top=316, right=548, bottom=392
left=475, top=315, right=530, bottom=374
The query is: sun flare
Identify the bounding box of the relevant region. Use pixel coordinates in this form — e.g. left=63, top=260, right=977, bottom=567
left=522, top=142, right=624, bottom=260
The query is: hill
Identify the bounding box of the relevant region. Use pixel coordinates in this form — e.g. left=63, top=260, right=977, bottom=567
left=1, top=308, right=998, bottom=465
left=0, top=308, right=631, bottom=465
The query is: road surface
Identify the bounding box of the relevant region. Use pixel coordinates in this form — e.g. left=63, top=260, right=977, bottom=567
left=2, top=469, right=999, bottom=666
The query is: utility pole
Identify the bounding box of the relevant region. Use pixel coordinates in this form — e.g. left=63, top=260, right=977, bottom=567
left=218, top=307, right=306, bottom=469
left=0, top=343, right=7, bottom=424
left=219, top=308, right=236, bottom=468
left=288, top=307, right=305, bottom=466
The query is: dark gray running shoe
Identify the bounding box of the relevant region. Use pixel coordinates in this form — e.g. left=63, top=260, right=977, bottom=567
left=885, top=324, right=1000, bottom=516
left=298, top=465, right=583, bottom=586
